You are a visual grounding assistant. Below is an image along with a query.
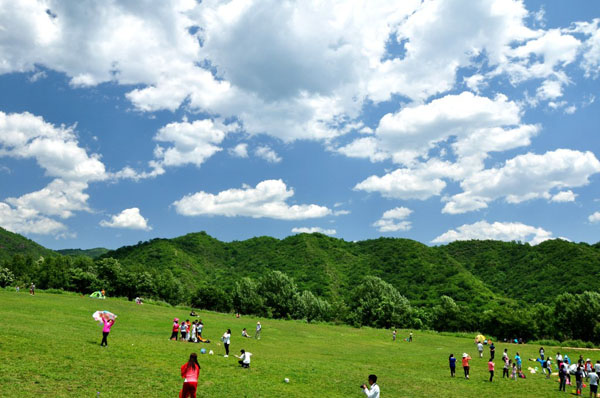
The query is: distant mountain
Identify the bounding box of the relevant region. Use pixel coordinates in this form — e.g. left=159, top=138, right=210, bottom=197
left=57, top=248, right=109, bottom=259
left=0, top=227, right=56, bottom=262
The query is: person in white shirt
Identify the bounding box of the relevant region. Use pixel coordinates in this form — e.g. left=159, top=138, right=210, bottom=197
left=594, top=360, right=600, bottom=374
left=361, top=374, right=380, bottom=398
left=477, top=342, right=484, bottom=358
left=236, top=349, right=252, bottom=368
left=222, top=329, right=231, bottom=357
left=588, top=368, right=599, bottom=398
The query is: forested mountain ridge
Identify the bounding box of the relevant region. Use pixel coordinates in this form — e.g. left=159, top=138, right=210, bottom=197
left=0, top=227, right=56, bottom=262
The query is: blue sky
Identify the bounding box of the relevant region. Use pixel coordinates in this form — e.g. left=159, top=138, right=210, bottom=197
left=0, top=0, right=599, bottom=250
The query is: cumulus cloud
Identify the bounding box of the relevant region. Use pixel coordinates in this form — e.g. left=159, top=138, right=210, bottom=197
left=0, top=111, right=111, bottom=235
left=432, top=221, right=554, bottom=245
left=100, top=208, right=151, bottom=231
left=254, top=146, right=281, bottom=163
left=589, top=212, right=600, bottom=224
left=355, top=168, right=446, bottom=200
left=443, top=149, right=600, bottom=214
left=229, top=143, right=249, bottom=158
left=551, top=190, right=577, bottom=203
left=373, top=207, right=412, bottom=232
left=173, top=179, right=331, bottom=220
left=291, top=227, right=336, bottom=235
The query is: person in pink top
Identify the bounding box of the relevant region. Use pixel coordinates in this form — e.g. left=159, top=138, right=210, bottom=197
left=180, top=353, right=201, bottom=398
left=100, top=314, right=115, bottom=347
left=488, top=358, right=495, bottom=382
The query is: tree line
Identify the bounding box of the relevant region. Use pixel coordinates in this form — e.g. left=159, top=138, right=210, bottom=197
left=2, top=253, right=600, bottom=345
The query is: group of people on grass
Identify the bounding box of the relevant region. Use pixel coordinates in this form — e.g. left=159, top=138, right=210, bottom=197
left=391, top=329, right=412, bottom=342
left=449, top=342, right=600, bottom=397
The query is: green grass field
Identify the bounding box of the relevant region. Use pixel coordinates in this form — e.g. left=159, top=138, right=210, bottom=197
left=0, top=289, right=597, bottom=397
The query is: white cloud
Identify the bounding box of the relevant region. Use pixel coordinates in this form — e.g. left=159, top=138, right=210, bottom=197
left=229, top=143, right=248, bottom=158
left=333, top=209, right=350, bottom=216
left=355, top=168, right=446, bottom=200
left=100, top=208, right=151, bottom=231
left=0, top=202, right=67, bottom=235
left=254, top=146, right=281, bottom=163
left=551, top=190, right=577, bottom=203
left=291, top=227, right=336, bottom=235
left=373, top=207, right=412, bottom=232
left=432, top=221, right=554, bottom=245
left=443, top=149, right=600, bottom=214
left=173, top=179, right=331, bottom=220
left=589, top=212, right=600, bottom=224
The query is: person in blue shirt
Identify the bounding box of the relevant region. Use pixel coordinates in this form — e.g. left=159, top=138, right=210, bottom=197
left=449, top=354, right=456, bottom=377
left=515, top=353, right=522, bottom=371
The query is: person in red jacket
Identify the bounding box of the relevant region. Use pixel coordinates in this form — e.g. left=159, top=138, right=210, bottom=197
left=180, top=353, right=200, bottom=398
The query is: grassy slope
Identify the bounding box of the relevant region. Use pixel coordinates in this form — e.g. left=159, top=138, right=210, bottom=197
left=0, top=289, right=594, bottom=398
left=0, top=227, right=55, bottom=263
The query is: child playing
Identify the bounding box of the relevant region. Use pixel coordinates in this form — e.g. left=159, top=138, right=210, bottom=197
left=488, top=358, right=495, bottom=382
left=180, top=321, right=188, bottom=342
left=171, top=318, right=180, bottom=341
left=503, top=357, right=510, bottom=378
left=512, top=362, right=517, bottom=380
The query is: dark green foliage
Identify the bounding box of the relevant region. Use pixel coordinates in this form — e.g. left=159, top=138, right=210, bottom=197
left=260, top=270, right=298, bottom=319
left=56, top=248, right=109, bottom=259
left=0, top=267, right=14, bottom=287
left=0, top=227, right=56, bottom=263
left=232, top=277, right=265, bottom=316
left=192, top=283, right=232, bottom=313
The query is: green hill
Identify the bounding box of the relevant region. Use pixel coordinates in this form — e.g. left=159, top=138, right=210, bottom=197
left=101, top=232, right=501, bottom=309
left=0, top=226, right=56, bottom=262
left=56, top=247, right=109, bottom=259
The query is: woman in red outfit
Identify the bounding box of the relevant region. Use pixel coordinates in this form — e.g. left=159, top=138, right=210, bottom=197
left=180, top=353, right=200, bottom=398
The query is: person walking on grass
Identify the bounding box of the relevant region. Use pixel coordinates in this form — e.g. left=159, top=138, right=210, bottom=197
left=488, top=358, right=495, bottom=382
left=179, top=353, right=200, bottom=398
left=449, top=354, right=456, bottom=377
left=171, top=319, right=180, bottom=341
left=255, top=322, right=261, bottom=340
left=477, top=342, right=484, bottom=358
left=100, top=314, right=115, bottom=347
left=589, top=368, right=599, bottom=398
left=222, top=329, right=231, bottom=357
left=361, top=374, right=380, bottom=398
left=462, top=353, right=471, bottom=379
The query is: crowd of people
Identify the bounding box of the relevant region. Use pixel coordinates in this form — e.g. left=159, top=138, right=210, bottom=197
left=449, top=341, right=600, bottom=397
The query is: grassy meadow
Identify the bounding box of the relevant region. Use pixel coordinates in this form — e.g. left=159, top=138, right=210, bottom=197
left=0, top=289, right=597, bottom=397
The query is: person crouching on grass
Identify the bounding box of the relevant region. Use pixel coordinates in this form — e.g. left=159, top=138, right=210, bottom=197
left=361, top=374, right=380, bottom=398
left=180, top=353, right=200, bottom=398
left=235, top=349, right=252, bottom=368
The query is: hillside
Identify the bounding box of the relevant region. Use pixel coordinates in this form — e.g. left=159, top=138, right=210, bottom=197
left=0, top=226, right=56, bottom=262
left=56, top=247, right=109, bottom=259
left=101, top=232, right=501, bottom=309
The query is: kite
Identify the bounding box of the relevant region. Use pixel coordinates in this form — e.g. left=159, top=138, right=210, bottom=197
left=92, top=310, right=117, bottom=325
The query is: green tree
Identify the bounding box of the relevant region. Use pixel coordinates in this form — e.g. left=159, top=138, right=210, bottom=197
left=232, top=277, right=265, bottom=315
left=0, top=267, right=15, bottom=287
left=192, top=284, right=232, bottom=313
left=295, top=290, right=332, bottom=322
left=260, top=271, right=298, bottom=319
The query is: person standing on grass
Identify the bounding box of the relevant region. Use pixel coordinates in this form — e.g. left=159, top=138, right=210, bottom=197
left=392, top=329, right=396, bottom=341
left=171, top=319, right=180, bottom=341
left=502, top=348, right=509, bottom=361
left=511, top=362, right=517, bottom=380
left=222, top=329, right=231, bottom=357
left=589, top=368, right=599, bottom=398
left=361, top=374, right=380, bottom=398
left=29, top=282, right=35, bottom=295
left=594, top=360, right=600, bottom=374
left=179, top=353, right=200, bottom=398
left=477, top=342, right=484, bottom=358
left=559, top=360, right=567, bottom=392
left=197, top=320, right=203, bottom=338
left=503, top=357, right=510, bottom=378
left=100, top=314, right=115, bottom=347
left=576, top=365, right=584, bottom=396
left=408, top=332, right=413, bottom=342
left=449, top=354, right=456, bottom=377
left=515, top=352, right=522, bottom=372
left=180, top=321, right=188, bottom=342
left=255, top=322, right=261, bottom=340
left=462, top=353, right=471, bottom=379
left=489, top=342, right=495, bottom=360
left=488, top=358, right=495, bottom=382
left=539, top=347, right=545, bottom=360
